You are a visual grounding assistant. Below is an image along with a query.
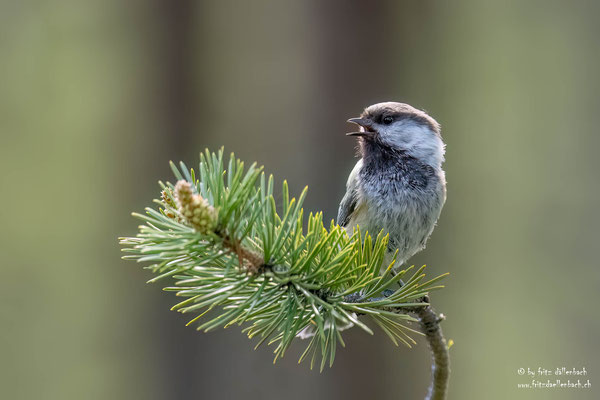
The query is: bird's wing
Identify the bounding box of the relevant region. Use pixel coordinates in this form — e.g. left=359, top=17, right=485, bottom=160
left=337, top=159, right=363, bottom=227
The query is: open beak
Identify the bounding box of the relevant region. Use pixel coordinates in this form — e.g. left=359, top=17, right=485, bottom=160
left=346, top=117, right=376, bottom=136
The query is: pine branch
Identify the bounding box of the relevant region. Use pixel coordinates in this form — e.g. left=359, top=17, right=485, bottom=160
left=415, top=301, right=450, bottom=400
left=119, top=149, right=449, bottom=376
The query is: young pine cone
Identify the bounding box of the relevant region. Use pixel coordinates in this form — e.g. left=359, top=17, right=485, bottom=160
left=173, top=180, right=217, bottom=234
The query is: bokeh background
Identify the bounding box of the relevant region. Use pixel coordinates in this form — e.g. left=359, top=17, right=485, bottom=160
left=2, top=1, right=599, bottom=399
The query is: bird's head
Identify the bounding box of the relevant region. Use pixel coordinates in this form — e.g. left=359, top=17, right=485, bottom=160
left=347, top=102, right=445, bottom=168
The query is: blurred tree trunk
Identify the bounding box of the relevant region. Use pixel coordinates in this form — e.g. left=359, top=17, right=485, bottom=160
left=150, top=2, right=203, bottom=399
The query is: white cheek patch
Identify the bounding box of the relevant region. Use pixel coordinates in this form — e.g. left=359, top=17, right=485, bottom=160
left=380, top=121, right=445, bottom=168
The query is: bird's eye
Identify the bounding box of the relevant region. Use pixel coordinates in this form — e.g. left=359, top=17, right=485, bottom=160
left=382, top=116, right=394, bottom=125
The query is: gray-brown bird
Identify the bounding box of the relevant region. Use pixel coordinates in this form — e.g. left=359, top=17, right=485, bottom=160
left=298, top=102, right=446, bottom=339
left=339, top=102, right=446, bottom=272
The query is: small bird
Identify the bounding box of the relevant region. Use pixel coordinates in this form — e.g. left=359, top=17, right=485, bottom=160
left=298, top=102, right=446, bottom=339
left=339, top=102, right=446, bottom=272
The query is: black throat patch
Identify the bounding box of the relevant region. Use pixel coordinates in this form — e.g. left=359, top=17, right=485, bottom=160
left=360, top=138, right=435, bottom=191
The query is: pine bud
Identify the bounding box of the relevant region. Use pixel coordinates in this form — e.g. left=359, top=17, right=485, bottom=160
left=161, top=188, right=176, bottom=208
left=161, top=188, right=179, bottom=219
left=174, top=180, right=218, bottom=234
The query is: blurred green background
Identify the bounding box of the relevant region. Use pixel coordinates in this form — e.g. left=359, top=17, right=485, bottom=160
left=1, top=1, right=599, bottom=399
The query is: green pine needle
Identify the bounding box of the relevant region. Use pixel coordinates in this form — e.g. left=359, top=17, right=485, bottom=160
left=119, top=148, right=446, bottom=369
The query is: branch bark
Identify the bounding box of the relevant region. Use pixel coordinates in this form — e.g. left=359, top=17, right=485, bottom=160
left=414, top=299, right=450, bottom=400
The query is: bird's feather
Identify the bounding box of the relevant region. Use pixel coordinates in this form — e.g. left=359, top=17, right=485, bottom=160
left=337, top=159, right=362, bottom=227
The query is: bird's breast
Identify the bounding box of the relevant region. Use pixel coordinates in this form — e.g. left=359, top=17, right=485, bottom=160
left=354, top=156, right=446, bottom=259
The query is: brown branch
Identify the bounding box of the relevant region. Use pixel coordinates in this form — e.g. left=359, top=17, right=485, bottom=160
left=414, top=298, right=450, bottom=400
left=221, top=235, right=265, bottom=275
